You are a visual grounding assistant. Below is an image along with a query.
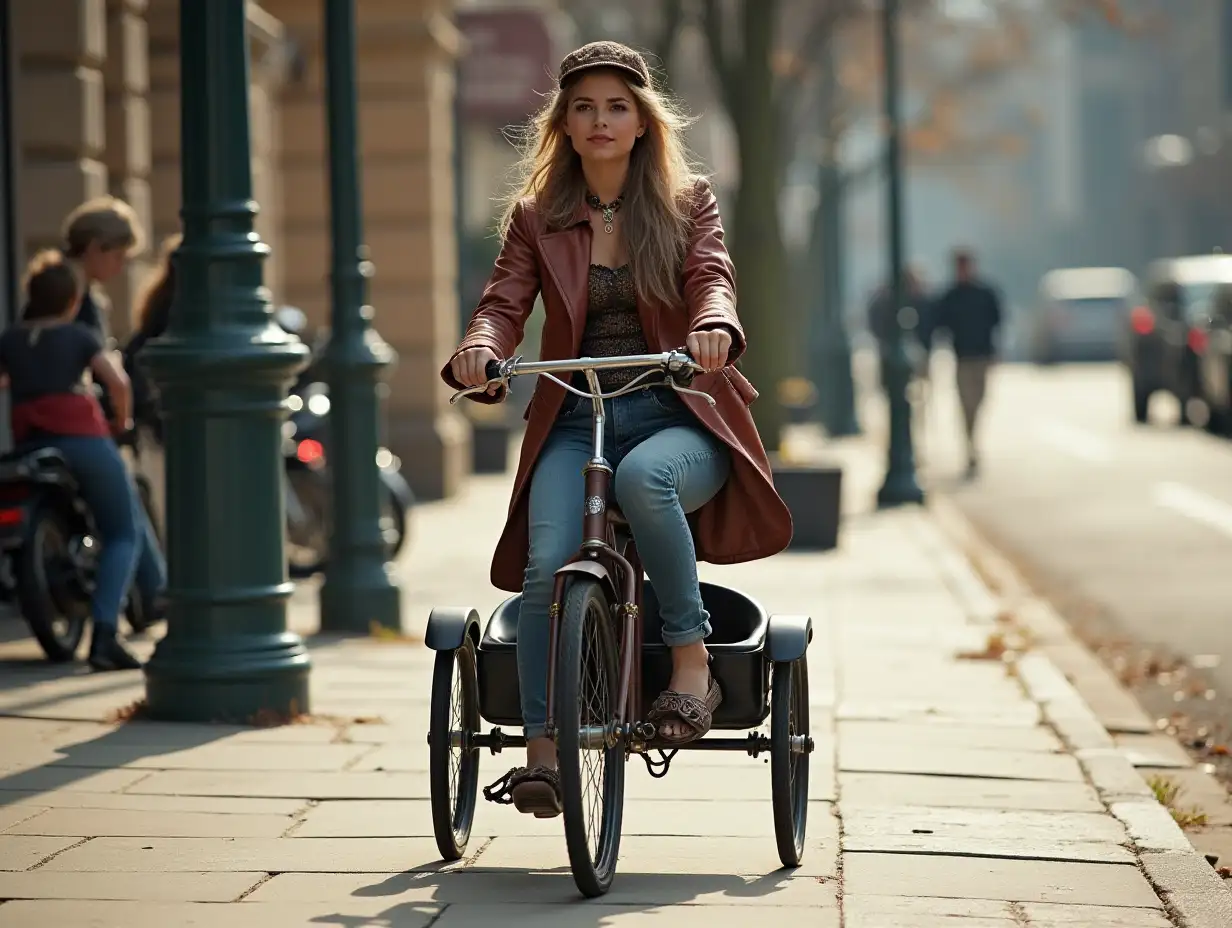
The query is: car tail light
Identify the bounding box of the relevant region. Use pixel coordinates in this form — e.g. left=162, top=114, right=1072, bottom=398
left=0, top=508, right=23, bottom=527
left=1130, top=305, right=1154, bottom=335
left=296, top=438, right=325, bottom=466
left=1188, top=327, right=1209, bottom=353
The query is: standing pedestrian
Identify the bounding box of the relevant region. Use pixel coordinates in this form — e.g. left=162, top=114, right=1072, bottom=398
left=925, top=248, right=1002, bottom=477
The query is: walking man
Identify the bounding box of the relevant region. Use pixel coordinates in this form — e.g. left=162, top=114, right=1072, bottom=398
left=924, top=248, right=1002, bottom=477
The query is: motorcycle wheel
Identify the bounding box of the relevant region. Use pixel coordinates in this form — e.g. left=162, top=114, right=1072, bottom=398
left=286, top=467, right=331, bottom=580
left=285, top=466, right=411, bottom=579
left=17, top=506, right=91, bottom=662
left=380, top=469, right=413, bottom=560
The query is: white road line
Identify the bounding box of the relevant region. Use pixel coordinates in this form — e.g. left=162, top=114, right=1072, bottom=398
left=1031, top=420, right=1114, bottom=464
left=1153, top=482, right=1232, bottom=540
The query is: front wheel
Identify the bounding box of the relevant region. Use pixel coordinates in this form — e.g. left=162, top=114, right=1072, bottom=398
left=428, top=635, right=481, bottom=861
left=555, top=577, right=625, bottom=898
left=17, top=506, right=91, bottom=662
left=771, top=656, right=810, bottom=868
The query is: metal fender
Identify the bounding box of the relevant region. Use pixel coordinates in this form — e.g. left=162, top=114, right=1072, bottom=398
left=424, top=606, right=481, bottom=652
left=767, top=614, right=813, bottom=663
left=554, top=560, right=621, bottom=606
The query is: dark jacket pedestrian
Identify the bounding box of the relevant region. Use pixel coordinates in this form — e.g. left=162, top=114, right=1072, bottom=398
left=925, top=249, right=1003, bottom=474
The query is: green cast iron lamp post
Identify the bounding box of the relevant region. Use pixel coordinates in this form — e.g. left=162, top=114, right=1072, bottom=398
left=876, top=0, right=925, bottom=509
left=142, top=0, right=312, bottom=721
left=317, top=0, right=402, bottom=633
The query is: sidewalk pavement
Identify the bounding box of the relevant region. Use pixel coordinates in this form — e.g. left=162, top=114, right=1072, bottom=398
left=0, top=449, right=1227, bottom=926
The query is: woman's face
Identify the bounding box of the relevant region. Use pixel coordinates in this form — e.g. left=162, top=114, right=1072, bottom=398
left=563, top=70, right=645, bottom=166
left=83, top=242, right=128, bottom=284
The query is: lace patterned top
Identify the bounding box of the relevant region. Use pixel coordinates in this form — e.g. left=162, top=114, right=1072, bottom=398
left=577, top=264, right=650, bottom=391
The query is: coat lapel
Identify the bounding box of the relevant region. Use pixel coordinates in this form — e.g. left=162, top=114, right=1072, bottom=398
left=538, top=206, right=592, bottom=349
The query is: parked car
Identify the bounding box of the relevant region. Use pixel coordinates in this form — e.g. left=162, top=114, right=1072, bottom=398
left=1125, top=253, right=1232, bottom=425
left=1196, top=281, right=1232, bottom=435
left=1031, top=267, right=1137, bottom=364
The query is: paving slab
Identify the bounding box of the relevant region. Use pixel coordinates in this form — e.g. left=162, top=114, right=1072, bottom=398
left=124, top=769, right=432, bottom=799
left=842, top=805, right=1132, bottom=864
left=24, top=741, right=374, bottom=772
left=40, top=836, right=456, bottom=873
left=842, top=854, right=1161, bottom=907
left=839, top=741, right=1084, bottom=782
left=1, top=790, right=309, bottom=816
left=1113, top=733, right=1194, bottom=769
left=430, top=903, right=840, bottom=927
left=0, top=805, right=46, bottom=832
left=248, top=869, right=837, bottom=908
left=836, top=699, right=1042, bottom=726
left=839, top=772, right=1105, bottom=812
left=0, top=869, right=265, bottom=902
left=844, top=894, right=1172, bottom=928
left=1018, top=902, right=1174, bottom=926
left=7, top=807, right=294, bottom=839
left=836, top=719, right=1063, bottom=752
left=0, top=834, right=81, bottom=870
left=473, top=834, right=838, bottom=878
left=295, top=797, right=836, bottom=840
left=0, top=899, right=446, bottom=928
left=0, top=766, right=150, bottom=794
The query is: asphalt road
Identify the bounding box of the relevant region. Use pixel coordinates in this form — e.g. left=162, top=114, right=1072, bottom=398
left=909, top=355, right=1232, bottom=773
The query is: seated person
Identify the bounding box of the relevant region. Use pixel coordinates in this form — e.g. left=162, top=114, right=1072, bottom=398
left=0, top=250, right=166, bottom=671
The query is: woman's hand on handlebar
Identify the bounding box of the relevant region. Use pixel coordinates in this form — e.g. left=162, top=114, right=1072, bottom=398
left=451, top=347, right=501, bottom=395
left=686, top=328, right=732, bottom=373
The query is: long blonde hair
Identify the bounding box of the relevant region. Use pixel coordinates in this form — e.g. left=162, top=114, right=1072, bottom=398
left=500, top=65, right=701, bottom=309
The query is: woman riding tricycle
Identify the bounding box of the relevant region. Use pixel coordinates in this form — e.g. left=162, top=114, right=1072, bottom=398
left=432, top=40, right=809, bottom=897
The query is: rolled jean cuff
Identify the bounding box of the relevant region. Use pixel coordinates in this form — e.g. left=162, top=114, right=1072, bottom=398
left=524, top=723, right=548, bottom=741
left=661, top=618, right=712, bottom=648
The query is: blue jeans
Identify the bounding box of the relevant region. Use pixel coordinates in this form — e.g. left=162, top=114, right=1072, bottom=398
left=31, top=435, right=166, bottom=634
left=518, top=388, right=731, bottom=739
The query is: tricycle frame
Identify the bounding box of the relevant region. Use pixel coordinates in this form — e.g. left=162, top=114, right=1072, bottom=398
left=428, top=351, right=816, bottom=897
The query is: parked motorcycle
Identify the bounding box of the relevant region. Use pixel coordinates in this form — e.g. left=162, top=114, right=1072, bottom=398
left=0, top=438, right=160, bottom=662
left=275, top=306, right=414, bottom=578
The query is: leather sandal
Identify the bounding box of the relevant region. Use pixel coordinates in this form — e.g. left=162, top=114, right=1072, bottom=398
left=647, top=674, right=723, bottom=746
left=482, top=765, right=562, bottom=818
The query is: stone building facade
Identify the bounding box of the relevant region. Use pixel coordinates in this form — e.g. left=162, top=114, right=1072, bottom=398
left=2, top=0, right=469, bottom=499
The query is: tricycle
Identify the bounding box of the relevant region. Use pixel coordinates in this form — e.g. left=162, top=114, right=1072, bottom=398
left=425, top=350, right=814, bottom=897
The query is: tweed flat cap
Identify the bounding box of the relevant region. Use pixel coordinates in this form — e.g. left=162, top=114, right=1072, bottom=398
left=558, top=41, right=650, bottom=87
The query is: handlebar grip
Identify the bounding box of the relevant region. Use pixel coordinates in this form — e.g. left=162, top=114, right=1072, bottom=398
left=484, top=359, right=503, bottom=381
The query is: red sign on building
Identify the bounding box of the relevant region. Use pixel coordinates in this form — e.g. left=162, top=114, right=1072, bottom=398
left=456, top=10, right=556, bottom=124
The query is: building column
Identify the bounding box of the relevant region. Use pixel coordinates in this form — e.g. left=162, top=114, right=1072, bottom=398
left=268, top=0, right=469, bottom=501
left=145, top=0, right=179, bottom=251
left=103, top=0, right=152, bottom=340
left=12, top=0, right=109, bottom=256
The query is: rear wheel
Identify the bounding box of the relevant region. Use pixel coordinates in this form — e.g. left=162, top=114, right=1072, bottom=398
left=428, top=635, right=481, bottom=860
left=771, top=656, right=811, bottom=868
left=17, top=507, right=91, bottom=662
left=555, top=578, right=625, bottom=898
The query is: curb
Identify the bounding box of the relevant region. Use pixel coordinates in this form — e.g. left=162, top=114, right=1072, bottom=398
left=923, top=497, right=1232, bottom=928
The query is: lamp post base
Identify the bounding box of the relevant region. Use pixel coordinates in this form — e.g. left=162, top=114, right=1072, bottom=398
left=144, top=632, right=311, bottom=723
left=320, top=566, right=403, bottom=635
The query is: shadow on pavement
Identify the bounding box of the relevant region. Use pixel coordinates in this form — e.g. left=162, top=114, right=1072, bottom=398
left=301, top=869, right=804, bottom=925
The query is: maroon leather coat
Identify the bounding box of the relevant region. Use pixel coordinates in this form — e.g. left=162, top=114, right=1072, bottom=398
left=441, top=179, right=792, bottom=592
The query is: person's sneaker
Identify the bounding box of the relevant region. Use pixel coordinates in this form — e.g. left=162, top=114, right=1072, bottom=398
left=88, top=631, right=143, bottom=672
